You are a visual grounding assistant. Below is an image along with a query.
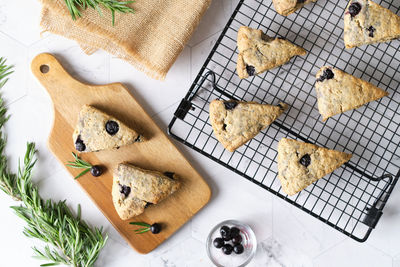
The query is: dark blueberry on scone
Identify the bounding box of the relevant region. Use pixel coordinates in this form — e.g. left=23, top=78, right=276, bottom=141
left=119, top=184, right=131, bottom=198
left=316, top=68, right=334, bottom=82
left=163, top=172, right=175, bottom=179
left=299, top=154, right=311, bottom=167
left=73, top=105, right=144, bottom=153
left=245, top=65, right=255, bottom=76
left=277, top=138, right=352, bottom=196
left=75, top=135, right=86, bottom=152
left=348, top=2, right=361, bottom=17
left=224, top=101, right=239, bottom=110
left=367, top=26, right=375, bottom=37
left=105, top=120, right=119, bottom=135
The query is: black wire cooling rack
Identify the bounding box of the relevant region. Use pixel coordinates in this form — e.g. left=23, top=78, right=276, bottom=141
left=168, top=0, right=400, bottom=242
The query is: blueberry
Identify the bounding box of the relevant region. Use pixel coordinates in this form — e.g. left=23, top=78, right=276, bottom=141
left=299, top=154, right=311, bottom=167
left=317, top=68, right=334, bottom=82
left=246, top=65, right=255, bottom=76
left=75, top=136, right=86, bottom=152
left=348, top=2, right=361, bottom=18
left=232, top=235, right=243, bottom=244
left=150, top=223, right=161, bottom=234
left=222, top=123, right=227, bottom=131
left=163, top=172, right=175, bottom=179
left=222, top=244, right=233, bottom=255
left=145, top=202, right=153, bottom=208
left=135, top=135, right=142, bottom=142
left=224, top=101, right=238, bottom=110
left=119, top=184, right=131, bottom=198
left=220, top=225, right=231, bottom=240
left=297, top=0, right=306, bottom=3
left=213, top=237, right=225, bottom=248
left=367, top=26, right=375, bottom=37
left=105, top=120, right=119, bottom=135
left=90, top=165, right=102, bottom=177
left=230, top=227, right=240, bottom=238
left=233, top=244, right=244, bottom=254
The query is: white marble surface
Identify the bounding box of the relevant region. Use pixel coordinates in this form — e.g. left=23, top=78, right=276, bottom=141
left=0, top=1, right=399, bottom=266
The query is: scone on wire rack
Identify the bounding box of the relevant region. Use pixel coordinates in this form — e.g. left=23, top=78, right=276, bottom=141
left=344, top=0, right=400, bottom=49
left=112, top=163, right=181, bottom=220
left=314, top=66, right=389, bottom=121
left=272, top=0, right=318, bottom=16
left=277, top=138, right=352, bottom=196
left=236, top=26, right=306, bottom=79
left=209, top=99, right=288, bottom=152
left=73, top=105, right=144, bottom=153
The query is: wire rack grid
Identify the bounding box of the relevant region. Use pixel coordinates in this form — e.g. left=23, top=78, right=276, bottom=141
left=168, top=0, right=400, bottom=242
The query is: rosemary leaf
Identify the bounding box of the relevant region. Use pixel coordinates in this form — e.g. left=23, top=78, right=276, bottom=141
left=129, top=221, right=151, bottom=227
left=63, top=0, right=135, bottom=25
left=0, top=57, right=108, bottom=266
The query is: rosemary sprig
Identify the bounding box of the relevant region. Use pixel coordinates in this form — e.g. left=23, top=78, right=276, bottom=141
left=0, top=58, right=108, bottom=267
left=64, top=0, right=135, bottom=25
left=0, top=57, right=13, bottom=89
left=130, top=222, right=161, bottom=234
left=67, top=152, right=93, bottom=179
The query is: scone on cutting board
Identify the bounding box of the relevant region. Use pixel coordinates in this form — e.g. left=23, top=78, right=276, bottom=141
left=272, top=0, right=318, bottom=16
left=209, top=100, right=288, bottom=152
left=344, top=0, right=400, bottom=48
left=237, top=26, right=306, bottom=79
left=73, top=105, right=144, bottom=153
left=112, top=163, right=181, bottom=220
left=315, top=66, right=388, bottom=121
left=277, top=138, right=352, bottom=196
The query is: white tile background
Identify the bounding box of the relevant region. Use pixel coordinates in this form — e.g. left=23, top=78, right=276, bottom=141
left=0, top=0, right=399, bottom=266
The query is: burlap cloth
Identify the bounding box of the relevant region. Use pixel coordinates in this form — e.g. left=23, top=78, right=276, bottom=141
left=39, top=0, right=212, bottom=80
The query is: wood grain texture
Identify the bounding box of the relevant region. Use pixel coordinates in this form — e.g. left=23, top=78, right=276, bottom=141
left=31, top=53, right=211, bottom=254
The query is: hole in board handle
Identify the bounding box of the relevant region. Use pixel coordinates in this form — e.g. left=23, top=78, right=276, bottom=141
left=40, top=65, right=49, bottom=74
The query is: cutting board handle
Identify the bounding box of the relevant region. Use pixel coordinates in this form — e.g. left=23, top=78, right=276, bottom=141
left=31, top=53, right=83, bottom=102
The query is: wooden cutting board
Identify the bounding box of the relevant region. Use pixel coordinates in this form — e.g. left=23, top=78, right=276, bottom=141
left=31, top=53, right=211, bottom=254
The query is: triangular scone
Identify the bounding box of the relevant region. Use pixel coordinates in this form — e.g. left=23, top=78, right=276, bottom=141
left=209, top=100, right=288, bottom=152
left=73, top=105, right=143, bottom=153
left=272, top=0, right=318, bottom=16
left=315, top=66, right=388, bottom=121
left=237, top=26, right=306, bottom=79
left=277, top=138, right=352, bottom=196
left=344, top=0, right=400, bottom=48
left=112, top=163, right=181, bottom=220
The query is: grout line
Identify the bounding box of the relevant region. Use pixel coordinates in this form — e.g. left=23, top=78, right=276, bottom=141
left=0, top=30, right=28, bottom=48
left=150, top=99, right=181, bottom=118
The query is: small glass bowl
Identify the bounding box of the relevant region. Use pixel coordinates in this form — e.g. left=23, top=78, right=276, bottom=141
left=206, top=220, right=257, bottom=267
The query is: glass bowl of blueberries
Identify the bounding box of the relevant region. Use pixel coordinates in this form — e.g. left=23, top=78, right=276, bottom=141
left=206, top=220, right=257, bottom=267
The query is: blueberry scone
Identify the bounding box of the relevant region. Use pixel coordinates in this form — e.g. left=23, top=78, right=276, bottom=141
left=277, top=138, right=352, bottom=196
left=272, top=0, right=318, bottom=16
left=209, top=100, right=288, bottom=152
left=112, top=163, right=181, bottom=220
left=315, top=66, right=388, bottom=121
left=237, top=26, right=306, bottom=79
left=73, top=105, right=143, bottom=153
left=344, top=0, right=400, bottom=49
